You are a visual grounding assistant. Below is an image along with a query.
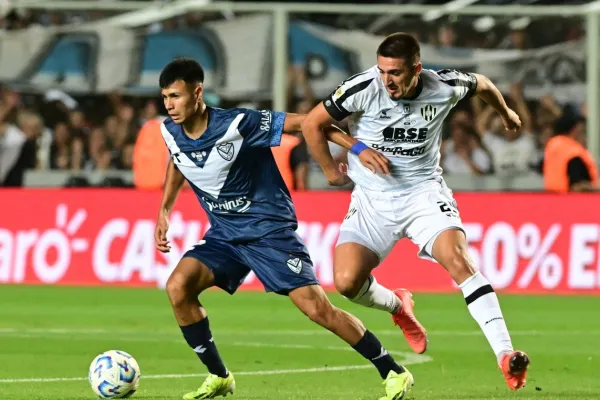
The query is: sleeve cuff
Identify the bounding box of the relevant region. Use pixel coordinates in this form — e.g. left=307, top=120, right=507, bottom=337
left=465, top=73, right=478, bottom=99
left=324, top=95, right=351, bottom=121
left=269, top=111, right=286, bottom=146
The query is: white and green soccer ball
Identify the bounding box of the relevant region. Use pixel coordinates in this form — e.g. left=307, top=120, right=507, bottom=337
left=88, top=350, right=141, bottom=398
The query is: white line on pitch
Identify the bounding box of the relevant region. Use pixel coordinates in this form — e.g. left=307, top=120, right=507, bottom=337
left=0, top=327, right=597, bottom=337
left=0, top=342, right=433, bottom=384
left=0, top=365, right=373, bottom=384
left=232, top=342, right=433, bottom=365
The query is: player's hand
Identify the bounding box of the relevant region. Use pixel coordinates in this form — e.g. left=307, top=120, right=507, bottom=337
left=155, top=211, right=171, bottom=253
left=325, top=165, right=351, bottom=186
left=502, top=108, right=522, bottom=132
left=358, top=148, right=391, bottom=175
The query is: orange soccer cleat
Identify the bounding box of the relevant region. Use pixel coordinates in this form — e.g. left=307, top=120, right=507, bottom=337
left=391, top=289, right=428, bottom=354
left=500, top=350, right=530, bottom=390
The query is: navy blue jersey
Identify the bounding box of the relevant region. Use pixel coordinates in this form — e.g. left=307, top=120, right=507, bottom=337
left=161, top=107, right=297, bottom=242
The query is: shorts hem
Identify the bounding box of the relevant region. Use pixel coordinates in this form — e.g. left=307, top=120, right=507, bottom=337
left=418, top=225, right=465, bottom=262
left=336, top=229, right=384, bottom=263
left=181, top=253, right=238, bottom=295
left=267, top=280, right=320, bottom=296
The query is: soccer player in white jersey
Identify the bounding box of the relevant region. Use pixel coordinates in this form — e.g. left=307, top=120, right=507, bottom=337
left=302, top=33, right=530, bottom=391
left=155, top=58, right=414, bottom=400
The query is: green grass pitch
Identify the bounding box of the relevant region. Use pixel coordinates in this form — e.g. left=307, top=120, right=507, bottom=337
left=0, top=286, right=598, bottom=399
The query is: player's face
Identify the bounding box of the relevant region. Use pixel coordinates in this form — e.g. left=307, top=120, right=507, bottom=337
left=161, top=80, right=203, bottom=124
left=377, top=56, right=422, bottom=100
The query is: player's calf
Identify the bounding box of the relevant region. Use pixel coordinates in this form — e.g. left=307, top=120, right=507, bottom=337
left=289, top=285, right=407, bottom=381
left=167, top=258, right=230, bottom=385
left=432, top=229, right=514, bottom=363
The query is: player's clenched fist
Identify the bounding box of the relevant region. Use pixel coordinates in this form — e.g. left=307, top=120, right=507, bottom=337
left=502, top=108, right=521, bottom=131
left=155, top=211, right=171, bottom=253
left=502, top=108, right=522, bottom=132
left=358, top=148, right=391, bottom=175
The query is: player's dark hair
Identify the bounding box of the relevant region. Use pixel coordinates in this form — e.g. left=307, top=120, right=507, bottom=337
left=159, top=58, right=204, bottom=88
left=377, top=33, right=420, bottom=64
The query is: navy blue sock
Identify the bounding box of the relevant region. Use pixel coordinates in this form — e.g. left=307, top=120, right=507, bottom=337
left=352, top=330, right=405, bottom=379
left=180, top=317, right=228, bottom=378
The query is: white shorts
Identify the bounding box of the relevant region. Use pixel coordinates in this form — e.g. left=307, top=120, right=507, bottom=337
left=337, top=179, right=464, bottom=263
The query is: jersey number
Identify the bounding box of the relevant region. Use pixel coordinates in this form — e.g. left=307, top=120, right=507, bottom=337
left=438, top=200, right=458, bottom=216
left=438, top=201, right=452, bottom=213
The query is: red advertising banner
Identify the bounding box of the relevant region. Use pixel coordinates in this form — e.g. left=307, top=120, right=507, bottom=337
left=1, top=189, right=599, bottom=294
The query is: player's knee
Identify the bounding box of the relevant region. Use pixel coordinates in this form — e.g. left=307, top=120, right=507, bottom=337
left=166, top=274, right=191, bottom=308
left=301, top=299, right=334, bottom=327
left=334, top=272, right=363, bottom=299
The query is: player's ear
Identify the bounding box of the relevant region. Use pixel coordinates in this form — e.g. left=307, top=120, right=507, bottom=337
left=194, top=84, right=203, bottom=102
left=413, top=62, right=423, bottom=76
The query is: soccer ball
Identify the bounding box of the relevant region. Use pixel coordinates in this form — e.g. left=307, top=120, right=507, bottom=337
left=88, top=350, right=141, bottom=399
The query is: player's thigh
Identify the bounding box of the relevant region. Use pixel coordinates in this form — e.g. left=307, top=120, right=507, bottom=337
left=242, top=230, right=319, bottom=296
left=336, top=187, right=399, bottom=276
left=177, top=239, right=252, bottom=296
left=166, top=256, right=216, bottom=298
left=404, top=182, right=466, bottom=264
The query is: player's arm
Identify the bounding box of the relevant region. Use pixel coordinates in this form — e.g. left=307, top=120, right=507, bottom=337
left=472, top=73, right=522, bottom=131
left=155, top=159, right=185, bottom=253
left=302, top=104, right=390, bottom=186
left=301, top=103, right=341, bottom=183
left=322, top=124, right=388, bottom=174
left=282, top=113, right=304, bottom=133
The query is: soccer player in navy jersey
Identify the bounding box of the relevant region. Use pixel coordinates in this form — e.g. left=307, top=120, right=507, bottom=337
left=155, top=58, right=411, bottom=400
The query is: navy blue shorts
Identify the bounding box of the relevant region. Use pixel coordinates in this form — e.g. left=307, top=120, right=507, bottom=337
left=183, top=230, right=319, bottom=295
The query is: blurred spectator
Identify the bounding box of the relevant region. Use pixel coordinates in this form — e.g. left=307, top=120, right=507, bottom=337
left=437, top=25, right=458, bottom=48
left=0, top=4, right=589, bottom=191
left=499, top=27, right=531, bottom=50
left=272, top=132, right=310, bottom=191
left=1, top=109, right=42, bottom=186
left=544, top=117, right=598, bottom=193
left=140, top=100, right=161, bottom=125
left=273, top=100, right=312, bottom=191
left=84, top=127, right=112, bottom=171
left=48, top=122, right=73, bottom=170
left=471, top=85, right=539, bottom=176
left=442, top=123, right=491, bottom=176
left=133, top=118, right=169, bottom=190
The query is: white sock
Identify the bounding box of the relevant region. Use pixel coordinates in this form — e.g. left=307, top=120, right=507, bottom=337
left=349, top=275, right=401, bottom=314
left=460, top=272, right=513, bottom=362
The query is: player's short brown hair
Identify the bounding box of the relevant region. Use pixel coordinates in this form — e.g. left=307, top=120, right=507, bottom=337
left=376, top=33, right=420, bottom=64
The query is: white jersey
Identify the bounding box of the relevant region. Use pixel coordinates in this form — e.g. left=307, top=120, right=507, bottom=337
left=324, top=66, right=477, bottom=191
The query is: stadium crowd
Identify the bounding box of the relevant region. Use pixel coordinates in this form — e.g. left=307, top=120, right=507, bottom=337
left=0, top=75, right=587, bottom=189
left=0, top=1, right=591, bottom=190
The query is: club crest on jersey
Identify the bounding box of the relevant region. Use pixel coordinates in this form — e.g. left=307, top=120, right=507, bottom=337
left=217, top=142, right=234, bottom=161
left=287, top=258, right=303, bottom=274
left=421, top=104, right=437, bottom=122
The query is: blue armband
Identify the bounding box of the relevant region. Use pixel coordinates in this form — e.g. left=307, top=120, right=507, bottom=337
left=349, top=141, right=369, bottom=155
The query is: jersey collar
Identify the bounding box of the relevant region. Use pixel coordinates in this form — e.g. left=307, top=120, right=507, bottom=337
left=402, top=76, right=423, bottom=101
